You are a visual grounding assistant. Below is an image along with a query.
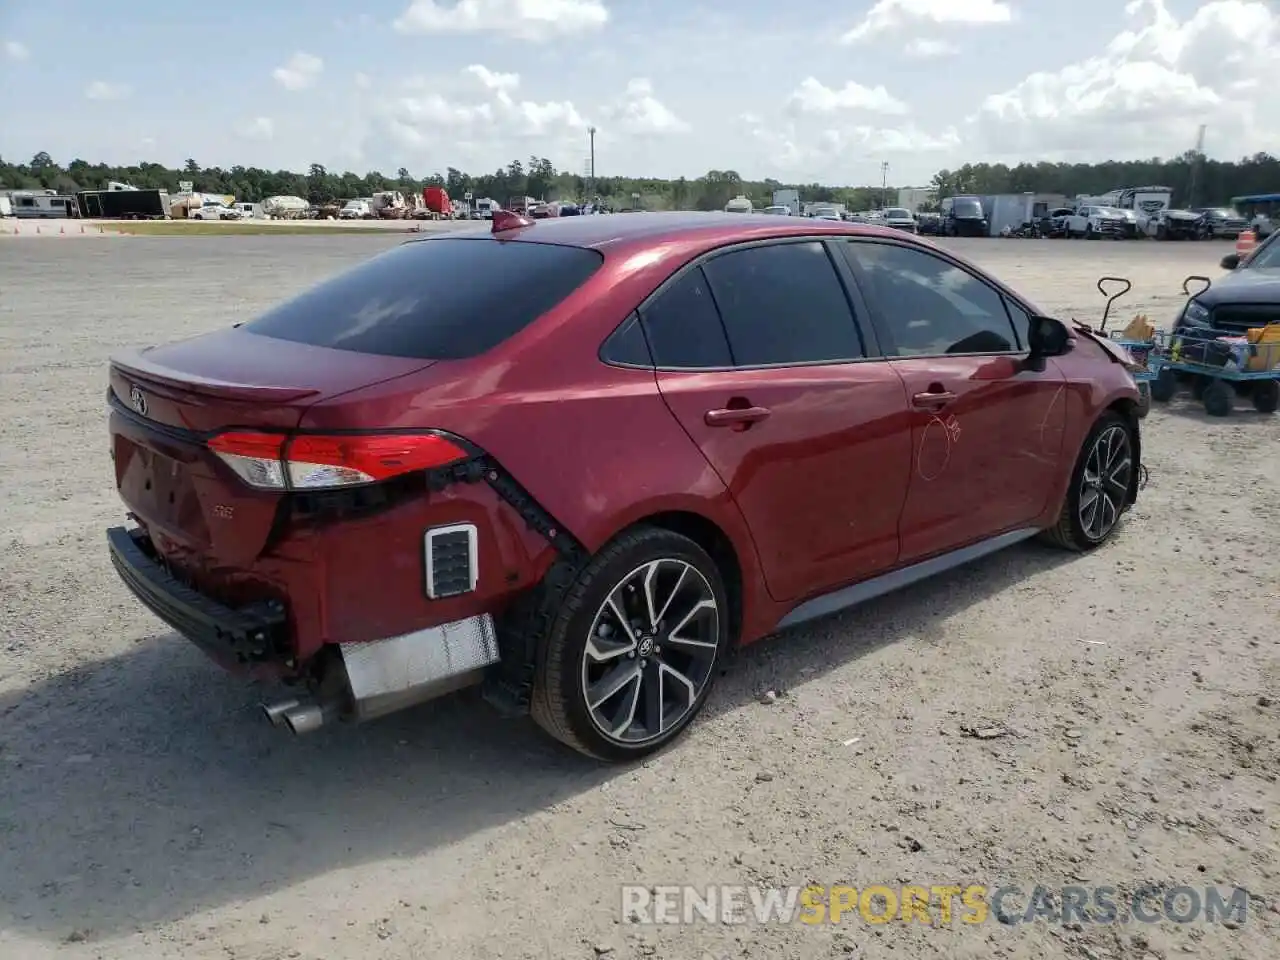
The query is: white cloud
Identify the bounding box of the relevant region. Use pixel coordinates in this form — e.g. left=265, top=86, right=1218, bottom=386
left=465, top=64, right=521, bottom=104
left=975, top=0, right=1276, bottom=160
left=238, top=117, right=275, bottom=141
left=4, top=40, right=29, bottom=60
left=393, top=0, right=608, bottom=41
left=85, top=80, right=131, bottom=101
left=842, top=0, right=1012, bottom=43
left=273, top=52, right=323, bottom=91
left=905, top=38, right=959, bottom=58
left=789, top=77, right=909, bottom=115
left=746, top=115, right=960, bottom=177
left=600, top=78, right=689, bottom=134
left=354, top=72, right=371, bottom=90
left=371, top=65, right=590, bottom=160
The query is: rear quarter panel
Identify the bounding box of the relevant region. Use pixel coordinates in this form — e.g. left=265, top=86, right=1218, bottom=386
left=298, top=246, right=777, bottom=641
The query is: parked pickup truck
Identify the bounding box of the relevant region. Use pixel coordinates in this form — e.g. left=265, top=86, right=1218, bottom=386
left=1191, top=207, right=1248, bottom=239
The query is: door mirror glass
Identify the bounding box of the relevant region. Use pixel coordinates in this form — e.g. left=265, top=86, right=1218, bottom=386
left=1027, top=316, right=1070, bottom=358
left=1220, top=252, right=1240, bottom=270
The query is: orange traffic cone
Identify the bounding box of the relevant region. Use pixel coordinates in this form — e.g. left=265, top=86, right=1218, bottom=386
left=1236, top=228, right=1257, bottom=259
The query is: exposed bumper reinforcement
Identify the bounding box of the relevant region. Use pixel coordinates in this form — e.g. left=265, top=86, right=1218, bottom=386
left=106, top=525, right=288, bottom=667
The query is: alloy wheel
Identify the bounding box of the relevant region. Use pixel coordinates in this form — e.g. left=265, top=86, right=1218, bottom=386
left=1078, top=425, right=1132, bottom=541
left=580, top=559, right=720, bottom=745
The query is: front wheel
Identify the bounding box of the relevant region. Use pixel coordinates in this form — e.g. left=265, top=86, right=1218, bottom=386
left=531, top=527, right=731, bottom=762
left=1041, top=413, right=1135, bottom=552
left=1150, top=367, right=1176, bottom=402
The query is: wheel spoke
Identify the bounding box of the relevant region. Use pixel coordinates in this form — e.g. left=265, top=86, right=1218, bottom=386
left=653, top=563, right=689, bottom=627
left=605, top=593, right=638, bottom=644
left=588, top=662, right=641, bottom=711
left=608, top=671, right=643, bottom=738
left=642, top=660, right=664, bottom=734
left=586, top=632, right=634, bottom=663
left=640, top=561, right=661, bottom=630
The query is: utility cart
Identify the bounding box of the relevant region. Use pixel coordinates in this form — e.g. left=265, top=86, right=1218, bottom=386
left=1147, top=276, right=1280, bottom=416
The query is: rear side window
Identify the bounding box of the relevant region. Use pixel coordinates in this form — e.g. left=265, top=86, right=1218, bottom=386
left=640, top=267, right=733, bottom=368
left=701, top=241, right=863, bottom=365
left=243, top=238, right=603, bottom=359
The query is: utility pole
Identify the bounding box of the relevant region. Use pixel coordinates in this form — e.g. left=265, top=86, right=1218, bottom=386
left=881, top=161, right=889, bottom=210
left=588, top=126, right=597, bottom=201
left=1187, top=123, right=1206, bottom=209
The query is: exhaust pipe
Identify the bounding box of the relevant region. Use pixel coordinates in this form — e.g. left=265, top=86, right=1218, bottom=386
left=261, top=698, right=301, bottom=728
left=280, top=699, right=342, bottom=736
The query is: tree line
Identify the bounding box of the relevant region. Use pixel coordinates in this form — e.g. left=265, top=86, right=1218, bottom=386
left=3, top=150, right=1278, bottom=213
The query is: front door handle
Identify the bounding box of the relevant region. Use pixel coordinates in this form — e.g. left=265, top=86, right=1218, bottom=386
left=912, top=390, right=957, bottom=408
left=705, top=406, right=771, bottom=427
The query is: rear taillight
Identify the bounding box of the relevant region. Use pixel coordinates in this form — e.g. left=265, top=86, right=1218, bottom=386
left=207, top=431, right=469, bottom=490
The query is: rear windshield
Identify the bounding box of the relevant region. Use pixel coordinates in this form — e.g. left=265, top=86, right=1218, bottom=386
left=243, top=238, right=604, bottom=359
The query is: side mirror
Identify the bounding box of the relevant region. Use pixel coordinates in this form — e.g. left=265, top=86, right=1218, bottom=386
left=1022, top=316, right=1070, bottom=372
left=1220, top=252, right=1240, bottom=270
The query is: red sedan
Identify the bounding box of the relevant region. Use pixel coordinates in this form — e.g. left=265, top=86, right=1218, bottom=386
left=106, top=211, right=1143, bottom=761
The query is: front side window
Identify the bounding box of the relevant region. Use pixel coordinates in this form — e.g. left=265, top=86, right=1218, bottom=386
left=701, top=241, right=863, bottom=366
left=841, top=242, right=1018, bottom=356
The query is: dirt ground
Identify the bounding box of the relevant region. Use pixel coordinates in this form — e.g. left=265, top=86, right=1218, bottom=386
left=1, top=234, right=1276, bottom=960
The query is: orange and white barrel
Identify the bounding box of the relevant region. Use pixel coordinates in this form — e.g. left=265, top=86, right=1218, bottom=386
left=1236, top=228, right=1257, bottom=259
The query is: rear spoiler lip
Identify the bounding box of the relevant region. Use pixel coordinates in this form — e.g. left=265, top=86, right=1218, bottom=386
left=110, top=349, right=322, bottom=403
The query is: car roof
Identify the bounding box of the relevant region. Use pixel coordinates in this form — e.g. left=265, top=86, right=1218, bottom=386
left=418, top=211, right=911, bottom=252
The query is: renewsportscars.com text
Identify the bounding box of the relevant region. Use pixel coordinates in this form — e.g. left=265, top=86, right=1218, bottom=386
left=621, top=884, right=1250, bottom=926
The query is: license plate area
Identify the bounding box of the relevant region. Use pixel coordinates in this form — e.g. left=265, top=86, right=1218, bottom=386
left=115, top=434, right=211, bottom=546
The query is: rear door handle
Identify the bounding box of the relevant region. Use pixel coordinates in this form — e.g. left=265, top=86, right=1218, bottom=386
left=705, top=406, right=771, bottom=427
left=912, top=390, right=957, bottom=408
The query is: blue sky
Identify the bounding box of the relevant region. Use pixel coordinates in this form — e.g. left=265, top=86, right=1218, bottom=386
left=1, top=1, right=1274, bottom=186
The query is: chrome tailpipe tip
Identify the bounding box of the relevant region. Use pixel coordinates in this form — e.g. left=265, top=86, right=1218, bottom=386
left=261, top=698, right=302, bottom=728
left=280, top=700, right=341, bottom=736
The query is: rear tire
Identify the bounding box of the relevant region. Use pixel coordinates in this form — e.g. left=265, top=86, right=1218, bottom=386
left=530, top=526, right=731, bottom=762
left=1250, top=379, right=1278, bottom=413
left=1040, top=412, right=1135, bottom=552
left=1202, top=380, right=1233, bottom=417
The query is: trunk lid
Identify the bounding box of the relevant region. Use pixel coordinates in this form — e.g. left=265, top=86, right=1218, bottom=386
left=109, top=327, right=436, bottom=563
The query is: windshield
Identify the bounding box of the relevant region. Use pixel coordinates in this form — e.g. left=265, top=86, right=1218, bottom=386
left=813, top=208, right=838, bottom=217
left=953, top=199, right=983, bottom=217
left=885, top=208, right=911, bottom=219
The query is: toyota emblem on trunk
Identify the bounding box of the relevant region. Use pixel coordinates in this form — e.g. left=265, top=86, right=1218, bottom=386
left=129, top=384, right=148, bottom=416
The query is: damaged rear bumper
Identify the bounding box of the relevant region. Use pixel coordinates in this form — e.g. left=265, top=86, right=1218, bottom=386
left=108, top=525, right=502, bottom=731
left=107, top=525, right=290, bottom=671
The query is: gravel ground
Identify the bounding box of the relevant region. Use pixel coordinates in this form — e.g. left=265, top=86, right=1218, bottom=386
left=1, top=235, right=1277, bottom=960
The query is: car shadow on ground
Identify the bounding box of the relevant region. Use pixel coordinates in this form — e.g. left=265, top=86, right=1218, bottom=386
left=0, top=539, right=1077, bottom=942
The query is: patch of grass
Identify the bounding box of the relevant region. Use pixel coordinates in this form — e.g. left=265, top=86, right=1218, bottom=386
left=97, top=221, right=410, bottom=236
